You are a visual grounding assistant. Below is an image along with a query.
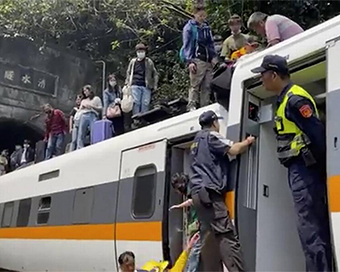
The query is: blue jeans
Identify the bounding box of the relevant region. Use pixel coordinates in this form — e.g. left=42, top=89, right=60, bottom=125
left=70, top=119, right=80, bottom=151
left=131, top=85, right=151, bottom=115
left=185, top=235, right=202, bottom=272
left=77, top=112, right=97, bottom=149
left=45, top=133, right=65, bottom=160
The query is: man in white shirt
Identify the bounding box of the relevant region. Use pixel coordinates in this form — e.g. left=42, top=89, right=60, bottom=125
left=20, top=140, right=34, bottom=167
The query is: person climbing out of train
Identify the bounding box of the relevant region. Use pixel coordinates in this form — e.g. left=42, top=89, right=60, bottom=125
left=141, top=232, right=200, bottom=272
left=180, top=4, right=217, bottom=111
left=251, top=54, right=332, bottom=271
left=118, top=251, right=148, bottom=272
left=77, top=85, right=102, bottom=149
left=169, top=173, right=200, bottom=272
left=189, top=110, right=255, bottom=272
left=42, top=103, right=67, bottom=160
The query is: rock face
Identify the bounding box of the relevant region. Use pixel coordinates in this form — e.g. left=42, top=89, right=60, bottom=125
left=0, top=37, right=97, bottom=151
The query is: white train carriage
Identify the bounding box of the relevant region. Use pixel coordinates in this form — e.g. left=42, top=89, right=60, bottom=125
left=2, top=13, right=340, bottom=272
left=0, top=104, right=228, bottom=272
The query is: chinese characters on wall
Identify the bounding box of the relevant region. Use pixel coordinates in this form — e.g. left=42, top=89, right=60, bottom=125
left=0, top=62, right=58, bottom=96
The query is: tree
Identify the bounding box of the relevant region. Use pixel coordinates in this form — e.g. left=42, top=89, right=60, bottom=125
left=0, top=0, right=339, bottom=103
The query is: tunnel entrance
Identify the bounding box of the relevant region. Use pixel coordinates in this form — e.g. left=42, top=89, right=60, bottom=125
left=0, top=118, right=43, bottom=154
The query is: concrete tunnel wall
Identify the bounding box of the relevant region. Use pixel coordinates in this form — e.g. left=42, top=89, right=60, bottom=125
left=0, top=36, right=97, bottom=151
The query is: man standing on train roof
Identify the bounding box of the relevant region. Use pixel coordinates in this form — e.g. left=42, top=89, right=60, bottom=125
left=189, top=110, right=255, bottom=272
left=252, top=55, right=332, bottom=272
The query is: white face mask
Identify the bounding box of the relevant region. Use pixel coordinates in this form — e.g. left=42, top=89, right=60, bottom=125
left=215, top=45, right=222, bottom=52
left=109, top=81, right=116, bottom=87
left=23, top=144, right=29, bottom=149
left=137, top=51, right=146, bottom=60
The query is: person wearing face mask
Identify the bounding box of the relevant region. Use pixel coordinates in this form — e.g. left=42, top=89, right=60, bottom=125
left=221, top=14, right=249, bottom=61
left=19, top=140, right=35, bottom=167
left=125, top=43, right=159, bottom=116
left=213, top=35, right=223, bottom=62
left=103, top=74, right=124, bottom=135
left=180, top=4, right=217, bottom=111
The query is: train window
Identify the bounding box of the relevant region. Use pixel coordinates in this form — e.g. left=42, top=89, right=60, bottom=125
left=73, top=187, right=94, bottom=224
left=17, top=198, right=32, bottom=227
left=132, top=165, right=157, bottom=219
left=1, top=202, right=14, bottom=227
left=37, top=197, right=51, bottom=225
left=38, top=170, right=60, bottom=182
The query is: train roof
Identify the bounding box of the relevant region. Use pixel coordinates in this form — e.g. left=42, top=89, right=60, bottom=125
left=0, top=103, right=228, bottom=202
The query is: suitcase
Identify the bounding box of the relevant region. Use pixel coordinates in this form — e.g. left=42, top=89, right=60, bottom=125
left=35, top=140, right=46, bottom=163
left=91, top=120, right=114, bottom=144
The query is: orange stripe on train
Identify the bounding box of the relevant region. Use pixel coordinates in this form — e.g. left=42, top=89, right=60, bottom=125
left=0, top=221, right=162, bottom=241
left=225, top=191, right=235, bottom=219
left=328, top=176, right=340, bottom=212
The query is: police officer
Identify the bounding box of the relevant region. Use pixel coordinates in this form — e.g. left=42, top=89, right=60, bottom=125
left=189, top=110, right=254, bottom=272
left=252, top=55, right=332, bottom=271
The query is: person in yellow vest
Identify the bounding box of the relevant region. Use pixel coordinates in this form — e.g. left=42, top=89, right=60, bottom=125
left=230, top=36, right=259, bottom=61
left=252, top=55, right=332, bottom=272
left=141, top=232, right=199, bottom=272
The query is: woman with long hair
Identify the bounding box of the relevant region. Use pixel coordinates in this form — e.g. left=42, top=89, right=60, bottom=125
left=69, top=93, right=84, bottom=151
left=103, top=74, right=124, bottom=135
left=77, top=85, right=102, bottom=149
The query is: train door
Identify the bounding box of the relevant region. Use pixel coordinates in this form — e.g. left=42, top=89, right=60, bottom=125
left=326, top=36, right=340, bottom=268
left=114, top=139, right=168, bottom=270
left=237, top=55, right=327, bottom=271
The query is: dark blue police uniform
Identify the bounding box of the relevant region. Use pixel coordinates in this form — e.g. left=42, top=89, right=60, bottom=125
left=189, top=111, right=245, bottom=272
left=252, top=55, right=332, bottom=272
left=278, top=83, right=332, bottom=272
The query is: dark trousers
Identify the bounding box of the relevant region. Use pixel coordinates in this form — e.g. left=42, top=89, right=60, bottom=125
left=192, top=189, right=245, bottom=272
left=288, top=160, right=332, bottom=272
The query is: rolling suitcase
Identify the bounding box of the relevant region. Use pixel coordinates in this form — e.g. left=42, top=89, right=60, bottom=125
left=91, top=120, right=114, bottom=144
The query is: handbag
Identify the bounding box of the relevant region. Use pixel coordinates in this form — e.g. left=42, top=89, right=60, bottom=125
left=121, top=59, right=136, bottom=113
left=106, top=104, right=122, bottom=118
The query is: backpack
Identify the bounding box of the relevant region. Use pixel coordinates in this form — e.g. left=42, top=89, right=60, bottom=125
left=179, top=23, right=198, bottom=63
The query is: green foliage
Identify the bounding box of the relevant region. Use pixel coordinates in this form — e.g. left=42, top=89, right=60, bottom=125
left=0, top=0, right=340, bottom=102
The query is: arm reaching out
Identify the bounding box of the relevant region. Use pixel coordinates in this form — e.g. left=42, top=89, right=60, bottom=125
left=228, top=136, right=255, bottom=156
left=169, top=199, right=193, bottom=210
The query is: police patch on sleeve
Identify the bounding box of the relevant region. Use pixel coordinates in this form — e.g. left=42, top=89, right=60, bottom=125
left=299, top=104, right=313, bottom=118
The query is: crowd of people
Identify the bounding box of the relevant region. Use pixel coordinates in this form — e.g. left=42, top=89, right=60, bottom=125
left=0, top=140, right=35, bottom=175
left=181, top=6, right=304, bottom=111
left=0, top=4, right=331, bottom=272
left=113, top=6, right=329, bottom=272
left=0, top=4, right=305, bottom=174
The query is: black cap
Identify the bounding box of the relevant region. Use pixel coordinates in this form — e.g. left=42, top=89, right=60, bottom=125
left=213, top=35, right=223, bottom=42
left=251, top=55, right=289, bottom=75
left=135, top=43, right=147, bottom=51
left=199, top=110, right=223, bottom=127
